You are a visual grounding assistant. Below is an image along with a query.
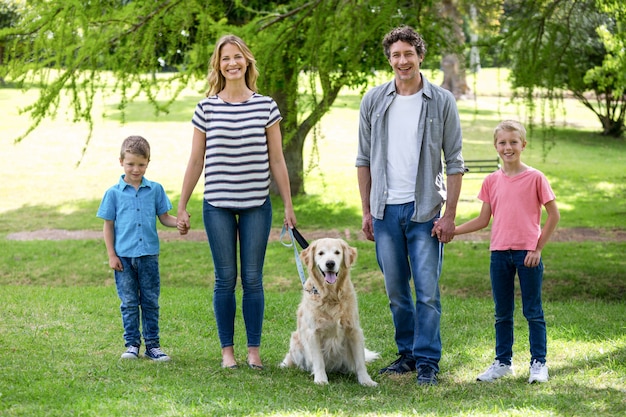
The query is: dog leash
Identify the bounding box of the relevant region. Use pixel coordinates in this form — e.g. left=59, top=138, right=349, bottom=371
left=280, top=225, right=308, bottom=288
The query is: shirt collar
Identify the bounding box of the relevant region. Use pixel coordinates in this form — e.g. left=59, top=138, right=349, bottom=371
left=386, top=73, right=434, bottom=99
left=116, top=175, right=151, bottom=190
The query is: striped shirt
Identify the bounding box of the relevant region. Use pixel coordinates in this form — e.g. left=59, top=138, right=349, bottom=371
left=192, top=93, right=282, bottom=209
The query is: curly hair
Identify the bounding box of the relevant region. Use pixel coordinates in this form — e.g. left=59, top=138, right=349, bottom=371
left=382, top=26, right=427, bottom=59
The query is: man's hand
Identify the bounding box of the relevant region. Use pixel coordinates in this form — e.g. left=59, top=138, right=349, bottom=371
left=432, top=216, right=455, bottom=243
left=362, top=213, right=375, bottom=241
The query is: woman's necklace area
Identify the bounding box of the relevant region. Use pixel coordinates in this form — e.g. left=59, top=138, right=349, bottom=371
left=219, top=91, right=253, bottom=103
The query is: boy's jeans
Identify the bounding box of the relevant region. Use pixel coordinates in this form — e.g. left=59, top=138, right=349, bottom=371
left=115, top=255, right=161, bottom=348
left=490, top=250, right=547, bottom=365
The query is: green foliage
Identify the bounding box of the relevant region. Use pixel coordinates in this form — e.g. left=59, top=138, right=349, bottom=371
left=245, top=0, right=462, bottom=193
left=502, top=0, right=626, bottom=137
left=0, top=0, right=470, bottom=195
left=0, top=0, right=227, bottom=143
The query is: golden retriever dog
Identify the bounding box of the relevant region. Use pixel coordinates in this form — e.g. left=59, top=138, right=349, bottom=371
left=280, top=238, right=379, bottom=386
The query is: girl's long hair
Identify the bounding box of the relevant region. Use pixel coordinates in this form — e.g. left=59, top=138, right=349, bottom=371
left=206, top=35, right=259, bottom=97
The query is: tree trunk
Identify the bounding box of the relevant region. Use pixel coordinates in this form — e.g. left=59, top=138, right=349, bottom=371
left=440, top=54, right=470, bottom=99
left=282, top=130, right=306, bottom=195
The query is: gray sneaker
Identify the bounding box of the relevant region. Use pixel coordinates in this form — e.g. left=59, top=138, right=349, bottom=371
left=121, top=345, right=139, bottom=359
left=476, top=360, right=513, bottom=382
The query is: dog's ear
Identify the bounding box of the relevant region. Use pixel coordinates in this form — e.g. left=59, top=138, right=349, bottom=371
left=300, top=241, right=315, bottom=267
left=342, top=240, right=357, bottom=268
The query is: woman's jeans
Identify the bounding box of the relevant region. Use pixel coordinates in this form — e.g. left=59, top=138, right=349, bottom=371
left=115, top=255, right=161, bottom=348
left=373, top=203, right=443, bottom=371
left=490, top=250, right=547, bottom=365
left=203, top=197, right=272, bottom=348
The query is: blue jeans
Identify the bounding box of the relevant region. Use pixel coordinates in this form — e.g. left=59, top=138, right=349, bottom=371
left=373, top=203, right=443, bottom=371
left=115, top=255, right=161, bottom=348
left=490, top=250, right=547, bottom=365
left=203, top=197, right=272, bottom=348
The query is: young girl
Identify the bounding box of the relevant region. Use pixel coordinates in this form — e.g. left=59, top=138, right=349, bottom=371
left=455, top=120, right=560, bottom=383
left=176, top=35, right=296, bottom=370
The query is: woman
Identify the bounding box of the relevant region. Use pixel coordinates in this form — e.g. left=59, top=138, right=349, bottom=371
left=177, top=34, right=297, bottom=370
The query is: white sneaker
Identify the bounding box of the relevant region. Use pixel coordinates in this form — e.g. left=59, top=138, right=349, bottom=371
left=476, top=360, right=513, bottom=382
left=528, top=360, right=549, bottom=383
left=121, top=345, right=139, bottom=359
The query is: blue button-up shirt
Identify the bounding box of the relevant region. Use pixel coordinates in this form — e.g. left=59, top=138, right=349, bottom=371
left=97, top=175, right=172, bottom=257
left=356, top=74, right=465, bottom=222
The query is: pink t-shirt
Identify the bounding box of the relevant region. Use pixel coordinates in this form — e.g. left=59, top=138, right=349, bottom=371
left=478, top=168, right=556, bottom=251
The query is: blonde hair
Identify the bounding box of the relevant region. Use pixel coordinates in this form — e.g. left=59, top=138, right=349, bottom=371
left=206, top=35, right=259, bottom=97
left=120, top=135, right=150, bottom=160
left=494, top=120, right=527, bottom=145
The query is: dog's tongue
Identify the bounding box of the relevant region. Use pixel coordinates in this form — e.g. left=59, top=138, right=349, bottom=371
left=324, top=271, right=338, bottom=284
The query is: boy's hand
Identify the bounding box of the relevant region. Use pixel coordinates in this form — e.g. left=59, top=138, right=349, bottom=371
left=177, top=222, right=189, bottom=235
left=109, top=256, right=123, bottom=271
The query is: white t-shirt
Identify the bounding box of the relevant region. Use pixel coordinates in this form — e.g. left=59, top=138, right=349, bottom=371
left=386, top=91, right=423, bottom=204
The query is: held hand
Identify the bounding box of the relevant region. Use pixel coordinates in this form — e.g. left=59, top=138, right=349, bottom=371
left=177, top=209, right=191, bottom=235
left=362, top=214, right=375, bottom=241
left=431, top=221, right=442, bottom=240
left=432, top=216, right=455, bottom=243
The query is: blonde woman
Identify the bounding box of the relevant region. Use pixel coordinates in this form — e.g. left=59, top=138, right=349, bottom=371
left=177, top=35, right=296, bottom=370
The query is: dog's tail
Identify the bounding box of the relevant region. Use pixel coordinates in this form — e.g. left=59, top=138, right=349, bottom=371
left=364, top=348, right=381, bottom=363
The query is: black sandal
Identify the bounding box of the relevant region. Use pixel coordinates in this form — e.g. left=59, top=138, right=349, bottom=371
left=247, top=362, right=264, bottom=370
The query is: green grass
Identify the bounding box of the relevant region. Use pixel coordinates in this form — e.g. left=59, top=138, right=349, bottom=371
left=1, top=68, right=625, bottom=416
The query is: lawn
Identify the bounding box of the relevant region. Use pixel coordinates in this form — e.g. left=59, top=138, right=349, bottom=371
left=0, top=68, right=625, bottom=416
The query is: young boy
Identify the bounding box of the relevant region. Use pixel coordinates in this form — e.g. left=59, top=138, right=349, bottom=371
left=97, top=135, right=178, bottom=361
left=455, top=120, right=560, bottom=383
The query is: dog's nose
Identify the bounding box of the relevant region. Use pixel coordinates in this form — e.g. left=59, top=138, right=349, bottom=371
left=326, top=260, right=335, bottom=270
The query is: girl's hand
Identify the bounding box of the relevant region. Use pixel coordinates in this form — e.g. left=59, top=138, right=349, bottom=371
left=524, top=250, right=542, bottom=268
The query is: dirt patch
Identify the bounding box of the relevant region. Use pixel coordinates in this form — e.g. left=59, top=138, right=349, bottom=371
left=5, top=227, right=626, bottom=242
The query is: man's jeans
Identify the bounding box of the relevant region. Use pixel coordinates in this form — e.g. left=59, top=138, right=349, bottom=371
left=373, top=203, right=443, bottom=371
left=490, top=250, right=547, bottom=365
left=115, top=255, right=161, bottom=348
left=203, top=197, right=272, bottom=348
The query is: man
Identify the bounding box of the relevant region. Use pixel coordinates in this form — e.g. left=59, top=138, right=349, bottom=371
left=356, top=26, right=464, bottom=385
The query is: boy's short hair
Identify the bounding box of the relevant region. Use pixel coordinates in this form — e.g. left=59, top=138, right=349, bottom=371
left=494, top=120, right=527, bottom=144
left=120, top=135, right=150, bottom=160
left=382, top=26, right=427, bottom=60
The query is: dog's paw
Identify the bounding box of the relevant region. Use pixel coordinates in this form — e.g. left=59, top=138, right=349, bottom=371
left=313, top=375, right=329, bottom=385
left=279, top=354, right=293, bottom=368
left=359, top=377, right=378, bottom=387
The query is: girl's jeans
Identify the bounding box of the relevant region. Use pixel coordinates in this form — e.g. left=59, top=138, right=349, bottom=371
left=490, top=250, right=547, bottom=365
left=115, top=255, right=161, bottom=348
left=203, top=197, right=272, bottom=348
left=373, top=203, right=443, bottom=371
